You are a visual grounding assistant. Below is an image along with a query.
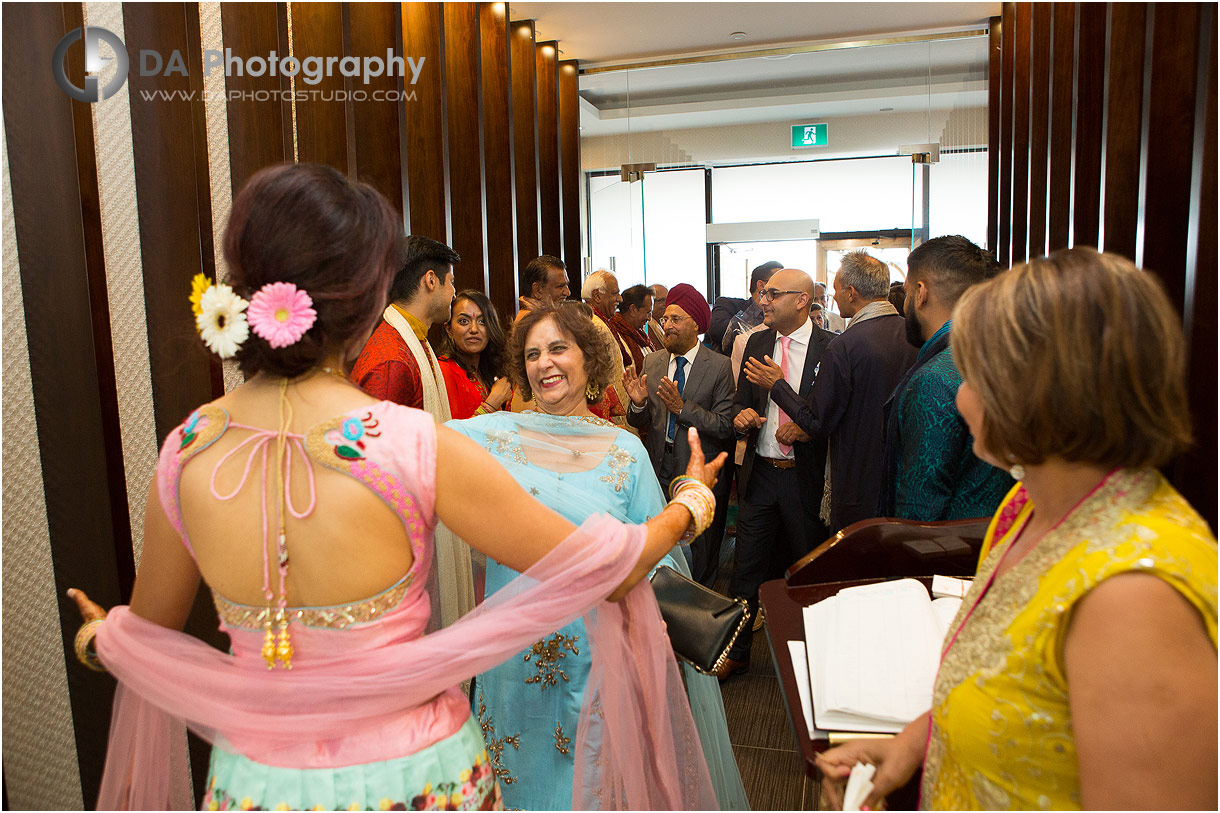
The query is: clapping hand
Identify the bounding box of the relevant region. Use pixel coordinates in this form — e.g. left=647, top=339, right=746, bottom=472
left=775, top=421, right=810, bottom=445
left=622, top=366, right=649, bottom=407
left=683, top=427, right=727, bottom=491
left=657, top=377, right=684, bottom=415
left=487, top=376, right=513, bottom=409
left=733, top=407, right=765, bottom=433
left=744, top=355, right=785, bottom=390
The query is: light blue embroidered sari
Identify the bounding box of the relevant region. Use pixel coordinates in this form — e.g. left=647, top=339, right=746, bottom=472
left=448, top=410, right=748, bottom=810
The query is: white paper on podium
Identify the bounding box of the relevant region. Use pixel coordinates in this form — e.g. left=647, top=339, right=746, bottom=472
left=803, top=579, right=951, bottom=733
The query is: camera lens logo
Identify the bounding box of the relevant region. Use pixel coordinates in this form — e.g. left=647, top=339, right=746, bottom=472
left=52, top=26, right=129, bottom=103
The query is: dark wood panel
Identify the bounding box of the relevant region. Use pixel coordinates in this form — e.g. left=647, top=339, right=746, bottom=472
left=1139, top=2, right=1202, bottom=310
left=1177, top=8, right=1217, bottom=529
left=988, top=16, right=1001, bottom=256
left=558, top=58, right=581, bottom=270
left=401, top=2, right=448, bottom=241
left=1099, top=2, right=1146, bottom=260
left=1028, top=4, right=1052, bottom=259
left=536, top=40, right=560, bottom=257
left=479, top=2, right=517, bottom=319
left=999, top=3, right=1015, bottom=267
left=222, top=2, right=290, bottom=191
left=1047, top=2, right=1075, bottom=251
left=1, top=3, right=129, bottom=802
left=1010, top=3, right=1032, bottom=265
left=348, top=2, right=405, bottom=217
left=289, top=2, right=348, bottom=172
left=443, top=2, right=487, bottom=292
left=1071, top=2, right=1107, bottom=248
left=511, top=19, right=540, bottom=262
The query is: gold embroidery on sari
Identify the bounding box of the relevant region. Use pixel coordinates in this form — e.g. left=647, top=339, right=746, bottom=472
left=486, top=430, right=529, bottom=467
left=553, top=722, right=571, bottom=755
left=477, top=697, right=520, bottom=785
left=523, top=633, right=580, bottom=689
left=211, top=573, right=414, bottom=630
left=599, top=445, right=635, bottom=492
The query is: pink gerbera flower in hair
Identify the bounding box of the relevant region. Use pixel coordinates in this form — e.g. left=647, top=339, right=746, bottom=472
left=248, top=282, right=317, bottom=349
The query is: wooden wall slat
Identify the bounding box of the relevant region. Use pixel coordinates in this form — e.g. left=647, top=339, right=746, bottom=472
left=1177, top=8, right=1217, bottom=528
left=558, top=58, right=581, bottom=270
left=1139, top=2, right=1202, bottom=309
left=1028, top=4, right=1052, bottom=259
left=289, top=2, right=348, bottom=172
left=510, top=20, right=540, bottom=263
left=479, top=2, right=517, bottom=319
left=536, top=40, right=560, bottom=257
left=401, top=2, right=448, bottom=241
left=1, top=4, right=129, bottom=802
left=222, top=3, right=290, bottom=191
left=348, top=2, right=405, bottom=217
left=987, top=16, right=1001, bottom=255
left=1047, top=2, right=1075, bottom=251
left=1099, top=2, right=1146, bottom=260
left=1010, top=3, right=1032, bottom=265
left=1071, top=2, right=1107, bottom=248
left=999, top=2, right=1015, bottom=267
left=443, top=2, right=487, bottom=292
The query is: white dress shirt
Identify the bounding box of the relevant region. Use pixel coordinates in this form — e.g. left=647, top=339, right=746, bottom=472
left=756, top=316, right=813, bottom=460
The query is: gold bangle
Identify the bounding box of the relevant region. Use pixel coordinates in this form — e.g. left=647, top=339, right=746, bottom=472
left=74, top=618, right=106, bottom=672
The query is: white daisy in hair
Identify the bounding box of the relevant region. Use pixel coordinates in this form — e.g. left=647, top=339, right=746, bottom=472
left=196, top=283, right=250, bottom=359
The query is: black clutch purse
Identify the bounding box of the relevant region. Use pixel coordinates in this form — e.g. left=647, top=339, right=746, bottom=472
left=648, top=565, right=749, bottom=675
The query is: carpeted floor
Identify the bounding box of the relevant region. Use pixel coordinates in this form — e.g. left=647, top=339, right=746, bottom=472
left=712, top=535, right=821, bottom=811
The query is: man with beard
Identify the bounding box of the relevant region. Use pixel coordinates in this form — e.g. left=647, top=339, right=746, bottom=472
left=625, top=283, right=736, bottom=586
left=880, top=235, right=1010, bottom=520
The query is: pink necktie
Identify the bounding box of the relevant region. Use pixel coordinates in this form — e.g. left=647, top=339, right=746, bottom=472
left=776, top=336, right=793, bottom=455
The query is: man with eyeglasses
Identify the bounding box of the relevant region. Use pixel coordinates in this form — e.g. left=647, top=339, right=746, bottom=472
left=719, top=268, right=836, bottom=680
left=745, top=251, right=917, bottom=534
left=625, top=284, right=736, bottom=586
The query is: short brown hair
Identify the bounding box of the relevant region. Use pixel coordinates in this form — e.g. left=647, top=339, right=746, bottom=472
left=508, top=302, right=614, bottom=404
left=952, top=247, right=1192, bottom=469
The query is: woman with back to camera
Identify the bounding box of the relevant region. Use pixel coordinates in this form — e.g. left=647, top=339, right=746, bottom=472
left=817, top=247, right=1217, bottom=810
left=67, top=162, right=725, bottom=811
left=438, top=289, right=512, bottom=420
left=447, top=302, right=748, bottom=811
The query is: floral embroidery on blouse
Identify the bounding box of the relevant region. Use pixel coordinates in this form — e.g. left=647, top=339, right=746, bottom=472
left=553, top=722, right=571, bottom=756
left=177, top=403, right=229, bottom=461
left=477, top=696, right=520, bottom=785
left=599, top=445, right=635, bottom=493
left=485, top=430, right=529, bottom=467
left=523, top=632, right=580, bottom=689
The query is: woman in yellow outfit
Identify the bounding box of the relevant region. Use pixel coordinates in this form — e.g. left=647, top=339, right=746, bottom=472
left=819, top=247, right=1217, bottom=810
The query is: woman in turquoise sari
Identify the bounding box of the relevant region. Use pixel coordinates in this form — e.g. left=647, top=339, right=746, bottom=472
left=449, top=302, right=748, bottom=810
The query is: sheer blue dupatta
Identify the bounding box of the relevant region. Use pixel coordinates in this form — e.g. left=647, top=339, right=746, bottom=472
left=447, top=410, right=748, bottom=810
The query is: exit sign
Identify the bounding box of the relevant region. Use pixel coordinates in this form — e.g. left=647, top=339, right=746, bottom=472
left=791, top=123, right=828, bottom=149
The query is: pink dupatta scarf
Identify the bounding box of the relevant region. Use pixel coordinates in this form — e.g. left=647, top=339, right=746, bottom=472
left=95, top=402, right=715, bottom=810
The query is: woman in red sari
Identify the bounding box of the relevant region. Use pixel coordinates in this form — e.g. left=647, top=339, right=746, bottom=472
left=438, top=289, right=512, bottom=419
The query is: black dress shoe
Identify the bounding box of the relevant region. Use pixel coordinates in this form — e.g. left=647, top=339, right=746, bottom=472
left=713, top=657, right=749, bottom=682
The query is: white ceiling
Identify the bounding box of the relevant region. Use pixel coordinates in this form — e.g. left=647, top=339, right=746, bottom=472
left=508, top=2, right=999, bottom=65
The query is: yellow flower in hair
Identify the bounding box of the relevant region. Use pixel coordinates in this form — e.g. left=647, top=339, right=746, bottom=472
left=190, top=273, right=212, bottom=320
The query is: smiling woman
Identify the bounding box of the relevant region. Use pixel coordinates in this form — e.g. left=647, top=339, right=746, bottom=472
left=438, top=290, right=511, bottom=420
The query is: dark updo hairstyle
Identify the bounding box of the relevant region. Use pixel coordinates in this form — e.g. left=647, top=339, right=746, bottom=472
left=439, top=289, right=508, bottom=388
left=508, top=302, right=614, bottom=403
left=222, top=162, right=404, bottom=378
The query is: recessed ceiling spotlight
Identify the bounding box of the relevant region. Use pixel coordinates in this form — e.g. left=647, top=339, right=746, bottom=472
left=729, top=31, right=748, bottom=41
left=880, top=107, right=894, bottom=112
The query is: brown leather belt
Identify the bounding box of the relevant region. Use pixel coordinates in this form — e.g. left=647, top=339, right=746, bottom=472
left=758, top=456, right=796, bottom=469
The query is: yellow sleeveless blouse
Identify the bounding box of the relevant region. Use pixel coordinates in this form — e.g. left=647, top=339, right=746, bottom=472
left=920, top=469, right=1217, bottom=810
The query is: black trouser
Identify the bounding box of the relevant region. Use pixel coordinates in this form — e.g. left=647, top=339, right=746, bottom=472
left=658, top=445, right=732, bottom=585
left=727, top=461, right=827, bottom=661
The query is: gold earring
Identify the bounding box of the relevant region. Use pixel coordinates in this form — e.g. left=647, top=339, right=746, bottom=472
left=585, top=381, right=599, bottom=401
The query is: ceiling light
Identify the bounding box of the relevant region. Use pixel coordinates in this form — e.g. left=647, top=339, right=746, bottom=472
left=729, top=32, right=747, bottom=41
left=880, top=107, right=894, bottom=112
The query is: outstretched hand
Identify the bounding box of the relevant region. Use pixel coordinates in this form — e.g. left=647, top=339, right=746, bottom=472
left=622, top=366, right=648, bottom=407
left=683, top=427, right=728, bottom=491
left=67, top=588, right=107, bottom=623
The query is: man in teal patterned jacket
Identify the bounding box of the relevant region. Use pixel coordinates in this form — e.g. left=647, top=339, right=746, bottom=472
left=881, top=236, right=1011, bottom=520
